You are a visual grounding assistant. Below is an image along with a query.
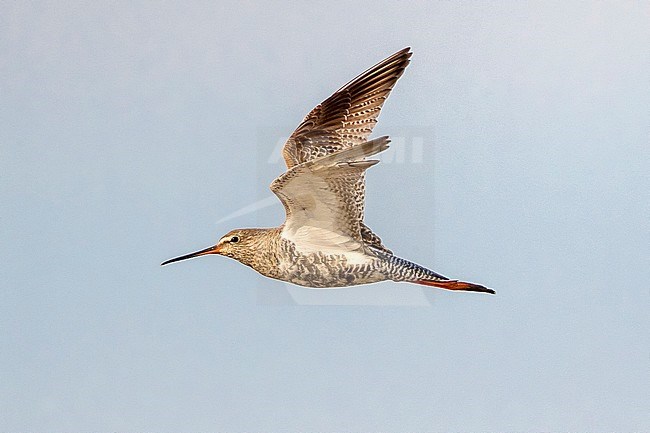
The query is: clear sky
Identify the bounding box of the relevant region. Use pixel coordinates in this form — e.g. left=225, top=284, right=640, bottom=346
left=1, top=1, right=649, bottom=432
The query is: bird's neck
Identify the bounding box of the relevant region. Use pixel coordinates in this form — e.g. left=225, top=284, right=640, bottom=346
left=237, top=227, right=282, bottom=270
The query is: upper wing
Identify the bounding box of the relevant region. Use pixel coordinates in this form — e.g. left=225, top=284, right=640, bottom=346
left=271, top=137, right=390, bottom=253
left=281, top=48, right=411, bottom=168
left=279, top=48, right=411, bottom=253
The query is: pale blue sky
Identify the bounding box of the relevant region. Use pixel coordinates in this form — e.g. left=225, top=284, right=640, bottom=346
left=1, top=1, right=649, bottom=432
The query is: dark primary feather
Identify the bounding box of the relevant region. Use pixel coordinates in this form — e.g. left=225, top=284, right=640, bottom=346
left=281, top=47, right=412, bottom=168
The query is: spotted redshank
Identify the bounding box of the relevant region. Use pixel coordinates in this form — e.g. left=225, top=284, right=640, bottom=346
left=162, top=48, right=493, bottom=294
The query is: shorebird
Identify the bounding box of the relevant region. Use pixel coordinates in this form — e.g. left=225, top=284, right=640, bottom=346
left=162, top=48, right=493, bottom=294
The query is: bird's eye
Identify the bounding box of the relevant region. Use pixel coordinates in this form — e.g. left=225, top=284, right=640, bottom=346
left=230, top=236, right=240, bottom=243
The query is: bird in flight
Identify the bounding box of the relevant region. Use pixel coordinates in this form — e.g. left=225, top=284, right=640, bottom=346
left=162, top=48, right=493, bottom=294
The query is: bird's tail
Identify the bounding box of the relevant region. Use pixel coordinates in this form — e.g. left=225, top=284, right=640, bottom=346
left=382, top=253, right=494, bottom=294
left=413, top=278, right=495, bottom=294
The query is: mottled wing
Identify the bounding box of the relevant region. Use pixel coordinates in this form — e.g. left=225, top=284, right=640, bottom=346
left=280, top=48, right=410, bottom=253
left=282, top=47, right=411, bottom=168
left=271, top=138, right=390, bottom=253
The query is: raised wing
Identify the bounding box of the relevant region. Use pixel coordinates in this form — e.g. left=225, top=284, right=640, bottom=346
left=281, top=48, right=411, bottom=168
left=279, top=48, right=411, bottom=253
left=271, top=137, right=390, bottom=254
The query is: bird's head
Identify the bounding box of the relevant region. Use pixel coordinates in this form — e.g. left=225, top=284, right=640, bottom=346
left=161, top=228, right=265, bottom=267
